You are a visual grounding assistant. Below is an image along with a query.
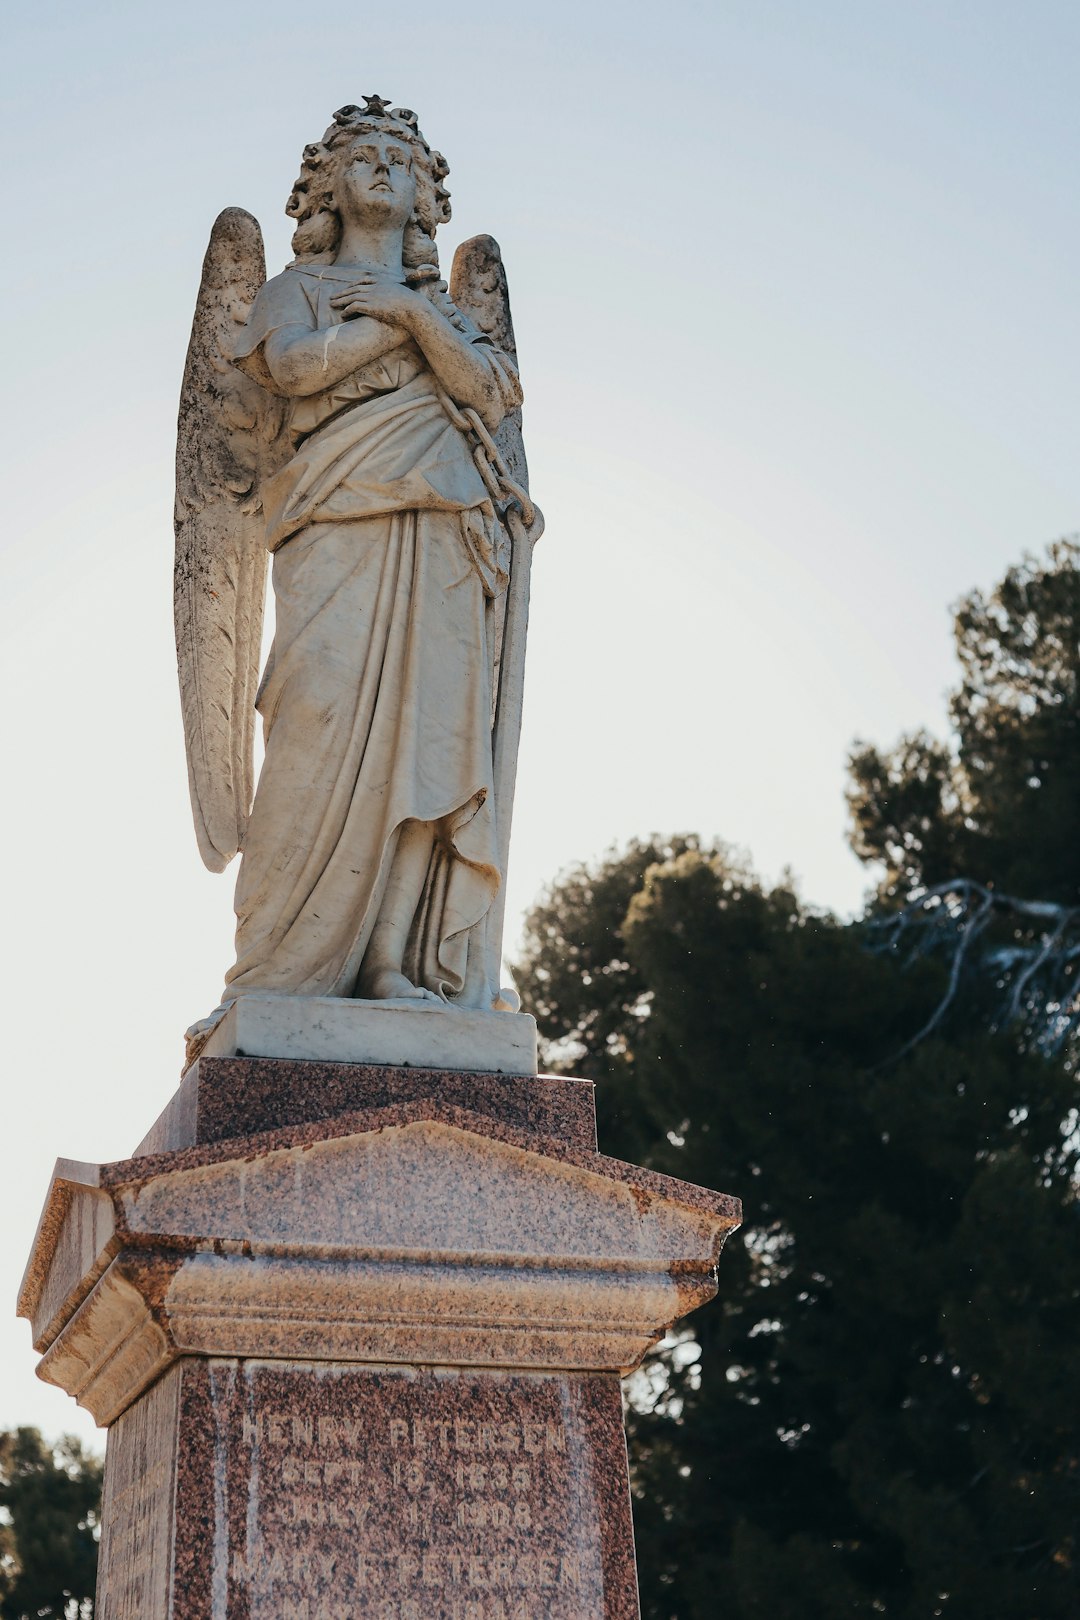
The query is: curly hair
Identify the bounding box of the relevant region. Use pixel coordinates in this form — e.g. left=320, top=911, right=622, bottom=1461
left=286, top=100, right=451, bottom=274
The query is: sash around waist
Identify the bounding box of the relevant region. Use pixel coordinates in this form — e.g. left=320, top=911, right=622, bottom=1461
left=262, top=374, right=490, bottom=552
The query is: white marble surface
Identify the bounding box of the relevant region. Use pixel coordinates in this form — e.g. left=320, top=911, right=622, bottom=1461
left=199, top=993, right=538, bottom=1075
left=177, top=101, right=540, bottom=1027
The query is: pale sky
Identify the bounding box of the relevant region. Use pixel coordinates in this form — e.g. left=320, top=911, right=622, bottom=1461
left=2, top=0, right=1077, bottom=1448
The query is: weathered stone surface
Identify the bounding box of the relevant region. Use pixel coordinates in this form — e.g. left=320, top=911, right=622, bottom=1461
left=17, top=89, right=745, bottom=1620
left=179, top=103, right=542, bottom=1037
left=98, top=1357, right=639, bottom=1619
left=23, top=1068, right=739, bottom=1618
left=136, top=1055, right=594, bottom=1156
left=19, top=1159, right=116, bottom=1353
left=96, top=1364, right=180, bottom=1617
left=19, top=1093, right=740, bottom=1427
left=192, top=995, right=538, bottom=1077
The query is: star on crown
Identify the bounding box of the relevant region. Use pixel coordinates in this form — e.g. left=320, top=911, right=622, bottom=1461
left=361, top=93, right=393, bottom=116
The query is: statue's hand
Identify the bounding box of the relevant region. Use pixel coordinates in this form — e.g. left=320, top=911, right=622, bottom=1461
left=331, top=273, right=422, bottom=329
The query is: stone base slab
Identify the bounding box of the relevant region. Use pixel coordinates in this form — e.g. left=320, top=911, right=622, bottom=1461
left=98, top=1357, right=640, bottom=1619
left=198, top=994, right=538, bottom=1076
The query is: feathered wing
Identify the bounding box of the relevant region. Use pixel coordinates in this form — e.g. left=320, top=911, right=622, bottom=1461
left=449, top=233, right=529, bottom=487
left=450, top=235, right=543, bottom=1000
left=174, top=207, right=284, bottom=872
left=451, top=229, right=541, bottom=692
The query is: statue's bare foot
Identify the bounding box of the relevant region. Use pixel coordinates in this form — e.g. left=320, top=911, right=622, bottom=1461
left=360, top=967, right=441, bottom=1003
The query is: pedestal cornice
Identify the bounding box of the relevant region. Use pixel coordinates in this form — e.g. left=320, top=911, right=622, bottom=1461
left=19, top=1098, right=740, bottom=1427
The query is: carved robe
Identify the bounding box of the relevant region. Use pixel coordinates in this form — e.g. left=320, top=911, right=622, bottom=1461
left=223, top=261, right=521, bottom=1002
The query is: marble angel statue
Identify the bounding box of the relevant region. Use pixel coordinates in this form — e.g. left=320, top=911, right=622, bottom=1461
left=175, top=98, right=542, bottom=1057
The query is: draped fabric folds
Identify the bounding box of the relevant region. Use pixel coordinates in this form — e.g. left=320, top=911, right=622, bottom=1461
left=222, top=262, right=521, bottom=1004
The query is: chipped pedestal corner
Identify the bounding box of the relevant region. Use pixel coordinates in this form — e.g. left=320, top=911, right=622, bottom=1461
left=20, top=1070, right=741, bottom=1619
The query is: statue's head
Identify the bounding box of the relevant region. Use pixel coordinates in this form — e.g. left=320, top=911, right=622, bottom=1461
left=287, top=98, right=451, bottom=270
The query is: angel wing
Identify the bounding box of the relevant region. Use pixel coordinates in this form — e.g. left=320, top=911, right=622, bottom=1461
left=450, top=236, right=543, bottom=1000
left=174, top=207, right=285, bottom=872
left=450, top=233, right=529, bottom=490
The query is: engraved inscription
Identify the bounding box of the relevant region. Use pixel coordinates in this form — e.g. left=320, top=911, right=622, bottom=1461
left=215, top=1364, right=608, bottom=1619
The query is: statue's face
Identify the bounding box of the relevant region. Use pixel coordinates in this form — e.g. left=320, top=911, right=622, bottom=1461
left=336, top=132, right=417, bottom=230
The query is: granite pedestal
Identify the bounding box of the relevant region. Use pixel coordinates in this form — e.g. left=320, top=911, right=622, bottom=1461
left=19, top=1056, right=741, bottom=1619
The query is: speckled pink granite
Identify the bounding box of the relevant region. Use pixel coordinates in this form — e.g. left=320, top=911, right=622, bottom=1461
left=106, top=1358, right=640, bottom=1619
left=111, top=1099, right=735, bottom=1222
left=135, top=1057, right=597, bottom=1156
left=23, top=1059, right=741, bottom=1620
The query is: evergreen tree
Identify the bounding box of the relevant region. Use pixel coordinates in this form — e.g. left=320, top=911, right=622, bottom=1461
left=848, top=537, right=1080, bottom=907
left=517, top=541, right=1080, bottom=1616
left=516, top=847, right=1079, bottom=1617
left=0, top=1429, right=102, bottom=1620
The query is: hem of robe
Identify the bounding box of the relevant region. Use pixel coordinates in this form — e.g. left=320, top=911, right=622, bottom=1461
left=220, top=379, right=505, bottom=1004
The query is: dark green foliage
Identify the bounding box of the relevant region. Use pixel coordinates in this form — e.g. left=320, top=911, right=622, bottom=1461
left=849, top=538, right=1080, bottom=906
left=514, top=832, right=720, bottom=1164
left=518, top=541, right=1080, bottom=1613
left=517, top=538, right=1080, bottom=1612
left=0, top=1429, right=102, bottom=1620
left=515, top=847, right=1079, bottom=1617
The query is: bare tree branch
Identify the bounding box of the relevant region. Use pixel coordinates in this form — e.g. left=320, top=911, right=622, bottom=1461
left=865, top=879, right=1080, bottom=1060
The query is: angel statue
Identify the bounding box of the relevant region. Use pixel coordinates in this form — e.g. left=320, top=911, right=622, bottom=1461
left=175, top=98, right=542, bottom=1060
